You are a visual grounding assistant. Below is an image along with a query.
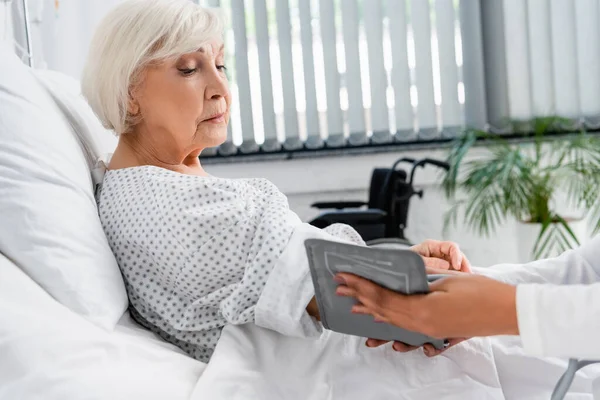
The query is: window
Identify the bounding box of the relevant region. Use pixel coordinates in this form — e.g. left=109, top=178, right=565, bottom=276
left=489, top=0, right=600, bottom=130
left=198, top=0, right=484, bottom=158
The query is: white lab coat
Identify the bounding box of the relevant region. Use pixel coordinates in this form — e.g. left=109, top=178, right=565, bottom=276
left=477, top=235, right=600, bottom=360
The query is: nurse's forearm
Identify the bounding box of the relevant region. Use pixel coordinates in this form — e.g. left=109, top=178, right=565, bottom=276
left=474, top=236, right=600, bottom=286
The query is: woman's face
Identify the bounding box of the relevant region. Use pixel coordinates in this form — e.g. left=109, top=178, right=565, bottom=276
left=129, top=40, right=230, bottom=160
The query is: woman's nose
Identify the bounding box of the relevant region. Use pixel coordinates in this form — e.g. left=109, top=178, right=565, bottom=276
left=205, top=71, right=229, bottom=100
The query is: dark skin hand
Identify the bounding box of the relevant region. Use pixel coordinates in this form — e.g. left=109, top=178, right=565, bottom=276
left=364, top=239, right=473, bottom=356
left=306, top=239, right=474, bottom=350
left=305, top=266, right=464, bottom=324
left=335, top=273, right=519, bottom=357
left=306, top=297, right=321, bottom=321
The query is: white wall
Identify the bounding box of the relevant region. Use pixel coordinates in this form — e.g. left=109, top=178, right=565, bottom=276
left=204, top=147, right=523, bottom=268
left=0, top=0, right=14, bottom=48
left=4, top=0, right=121, bottom=77
left=36, top=0, right=121, bottom=78
left=205, top=143, right=596, bottom=267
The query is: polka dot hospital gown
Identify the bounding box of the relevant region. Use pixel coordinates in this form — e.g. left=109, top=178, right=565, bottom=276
left=97, top=166, right=364, bottom=362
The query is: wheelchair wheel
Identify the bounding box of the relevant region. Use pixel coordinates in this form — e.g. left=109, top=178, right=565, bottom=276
left=366, top=237, right=413, bottom=249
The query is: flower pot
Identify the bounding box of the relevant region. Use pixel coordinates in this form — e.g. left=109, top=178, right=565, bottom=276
left=516, top=218, right=587, bottom=262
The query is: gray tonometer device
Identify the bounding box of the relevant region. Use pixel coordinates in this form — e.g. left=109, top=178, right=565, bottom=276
left=304, top=239, right=447, bottom=350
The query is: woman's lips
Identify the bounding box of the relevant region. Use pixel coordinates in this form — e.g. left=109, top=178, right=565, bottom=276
left=203, top=113, right=226, bottom=124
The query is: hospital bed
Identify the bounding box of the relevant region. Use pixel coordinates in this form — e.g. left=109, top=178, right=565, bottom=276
left=0, top=41, right=208, bottom=400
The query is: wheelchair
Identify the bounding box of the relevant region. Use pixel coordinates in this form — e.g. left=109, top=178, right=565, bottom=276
left=308, top=157, right=450, bottom=248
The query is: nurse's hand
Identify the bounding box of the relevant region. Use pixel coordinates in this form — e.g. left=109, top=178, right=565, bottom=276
left=365, top=239, right=471, bottom=355
left=410, top=240, right=471, bottom=273
left=364, top=337, right=468, bottom=357
left=336, top=274, right=519, bottom=354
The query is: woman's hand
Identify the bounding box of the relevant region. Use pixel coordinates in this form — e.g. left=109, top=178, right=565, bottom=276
left=410, top=240, right=471, bottom=273
left=336, top=274, right=519, bottom=354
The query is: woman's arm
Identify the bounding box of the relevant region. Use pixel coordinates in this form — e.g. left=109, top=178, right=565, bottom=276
left=251, top=221, right=363, bottom=338
left=254, top=224, right=470, bottom=337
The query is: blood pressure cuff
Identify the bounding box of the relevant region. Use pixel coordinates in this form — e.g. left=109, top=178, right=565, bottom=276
left=304, top=238, right=446, bottom=350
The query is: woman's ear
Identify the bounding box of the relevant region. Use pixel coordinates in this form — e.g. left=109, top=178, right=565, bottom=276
left=127, top=83, right=141, bottom=116
left=127, top=96, right=140, bottom=116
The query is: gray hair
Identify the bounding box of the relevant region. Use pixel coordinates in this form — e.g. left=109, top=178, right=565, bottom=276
left=81, top=0, right=224, bottom=135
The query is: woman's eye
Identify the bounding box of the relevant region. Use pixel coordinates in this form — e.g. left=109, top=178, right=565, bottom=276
left=178, top=68, right=196, bottom=76
left=216, top=65, right=227, bottom=72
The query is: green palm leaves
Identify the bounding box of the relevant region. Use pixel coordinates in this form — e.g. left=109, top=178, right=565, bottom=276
left=443, top=118, right=600, bottom=259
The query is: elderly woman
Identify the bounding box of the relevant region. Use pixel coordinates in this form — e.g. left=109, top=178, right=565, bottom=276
left=82, top=0, right=469, bottom=363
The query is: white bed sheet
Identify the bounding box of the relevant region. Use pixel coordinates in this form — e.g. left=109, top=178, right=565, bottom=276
left=492, top=336, right=600, bottom=400
left=194, top=323, right=600, bottom=400
left=194, top=322, right=504, bottom=400
left=0, top=252, right=206, bottom=400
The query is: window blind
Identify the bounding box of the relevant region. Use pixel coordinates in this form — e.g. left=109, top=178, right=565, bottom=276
left=199, top=0, right=483, bottom=156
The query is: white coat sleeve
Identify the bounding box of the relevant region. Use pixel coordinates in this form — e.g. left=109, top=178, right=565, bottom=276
left=473, top=235, right=600, bottom=286
left=473, top=235, right=600, bottom=359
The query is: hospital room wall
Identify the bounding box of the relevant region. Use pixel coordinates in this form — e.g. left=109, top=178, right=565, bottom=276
left=206, top=143, right=594, bottom=268
left=206, top=147, right=525, bottom=268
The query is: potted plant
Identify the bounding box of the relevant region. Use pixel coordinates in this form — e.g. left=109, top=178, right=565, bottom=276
left=442, top=117, right=600, bottom=261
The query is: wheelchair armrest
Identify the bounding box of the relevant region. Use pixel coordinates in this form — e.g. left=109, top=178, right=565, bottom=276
left=315, top=209, right=387, bottom=224
left=311, top=201, right=367, bottom=209
left=367, top=238, right=413, bottom=249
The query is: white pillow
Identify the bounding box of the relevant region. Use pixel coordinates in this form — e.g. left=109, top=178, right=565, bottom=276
left=0, top=43, right=127, bottom=329
left=0, top=252, right=205, bottom=400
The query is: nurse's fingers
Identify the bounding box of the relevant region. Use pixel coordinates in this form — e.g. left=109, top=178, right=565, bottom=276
left=336, top=273, right=408, bottom=314
left=391, top=342, right=419, bottom=352
left=423, top=343, right=437, bottom=357
left=351, top=305, right=387, bottom=323
left=365, top=339, right=389, bottom=348
left=365, top=339, right=420, bottom=353
left=423, top=338, right=467, bottom=357
left=336, top=273, right=426, bottom=334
